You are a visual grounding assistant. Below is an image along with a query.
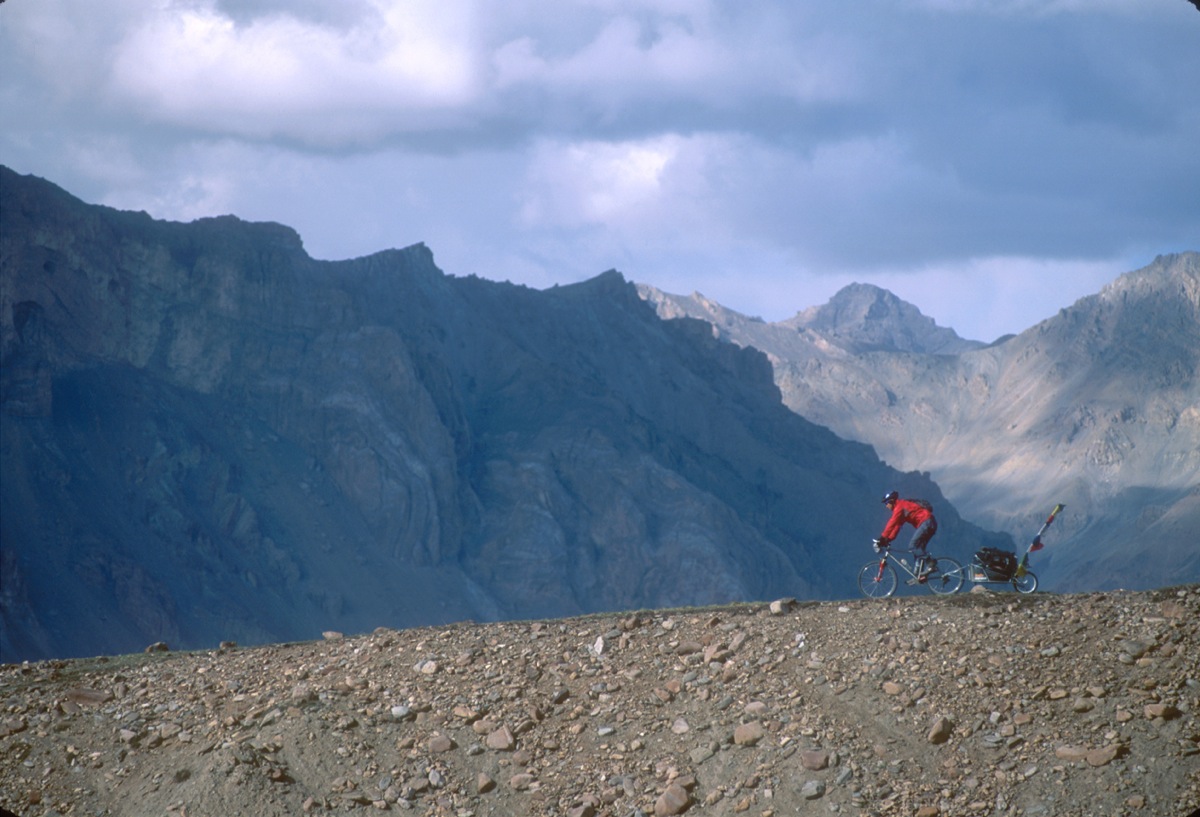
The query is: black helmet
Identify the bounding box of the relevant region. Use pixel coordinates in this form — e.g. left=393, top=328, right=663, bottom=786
left=882, top=490, right=899, bottom=505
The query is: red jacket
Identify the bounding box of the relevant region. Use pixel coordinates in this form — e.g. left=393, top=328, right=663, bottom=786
left=880, top=499, right=933, bottom=542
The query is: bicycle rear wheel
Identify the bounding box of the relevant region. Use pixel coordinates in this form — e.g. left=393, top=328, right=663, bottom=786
left=926, top=557, right=964, bottom=595
left=1012, top=570, right=1038, bottom=594
left=858, top=560, right=898, bottom=598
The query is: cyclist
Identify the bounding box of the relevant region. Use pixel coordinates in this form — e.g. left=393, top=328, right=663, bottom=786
left=876, top=491, right=938, bottom=579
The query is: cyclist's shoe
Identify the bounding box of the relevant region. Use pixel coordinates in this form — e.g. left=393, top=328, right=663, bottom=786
left=918, top=559, right=936, bottom=579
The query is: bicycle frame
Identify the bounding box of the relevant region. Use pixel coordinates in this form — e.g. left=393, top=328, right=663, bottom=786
left=858, top=546, right=964, bottom=598
left=878, top=549, right=931, bottom=585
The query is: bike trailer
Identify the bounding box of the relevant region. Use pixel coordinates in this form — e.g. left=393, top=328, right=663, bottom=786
left=972, top=547, right=1018, bottom=581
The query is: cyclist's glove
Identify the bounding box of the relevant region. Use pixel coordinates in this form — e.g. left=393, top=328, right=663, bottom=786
left=873, top=538, right=890, bottom=552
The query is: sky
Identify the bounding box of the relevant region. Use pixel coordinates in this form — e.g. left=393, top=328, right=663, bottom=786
left=2, top=0, right=1198, bottom=343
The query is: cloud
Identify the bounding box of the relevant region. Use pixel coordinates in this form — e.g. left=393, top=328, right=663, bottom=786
left=519, top=135, right=718, bottom=233
left=1, top=0, right=1197, bottom=342
left=486, top=4, right=864, bottom=138
left=5, top=0, right=866, bottom=150
left=493, top=10, right=845, bottom=101
left=909, top=0, right=1164, bottom=16
left=103, top=0, right=479, bottom=145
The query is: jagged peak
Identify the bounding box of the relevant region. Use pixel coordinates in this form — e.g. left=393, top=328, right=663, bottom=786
left=784, top=283, right=983, bottom=356
left=554, top=269, right=644, bottom=307
left=789, top=283, right=920, bottom=330
left=186, top=213, right=307, bottom=255
left=1019, top=252, right=1200, bottom=374
left=1097, top=251, right=1199, bottom=303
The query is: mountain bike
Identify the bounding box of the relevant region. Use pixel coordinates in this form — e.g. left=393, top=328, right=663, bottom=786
left=857, top=541, right=964, bottom=598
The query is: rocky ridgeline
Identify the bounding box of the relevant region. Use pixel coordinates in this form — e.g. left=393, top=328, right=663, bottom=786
left=1, top=587, right=1197, bottom=817
left=639, top=254, right=1200, bottom=595
left=5, top=166, right=1010, bottom=662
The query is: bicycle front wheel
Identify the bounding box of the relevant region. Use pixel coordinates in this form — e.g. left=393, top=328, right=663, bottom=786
left=858, top=560, right=898, bottom=598
left=1012, top=571, right=1038, bottom=594
left=926, top=557, right=964, bottom=595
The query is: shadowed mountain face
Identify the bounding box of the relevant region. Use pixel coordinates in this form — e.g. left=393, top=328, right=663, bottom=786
left=640, top=256, right=1200, bottom=593
left=0, top=167, right=1010, bottom=661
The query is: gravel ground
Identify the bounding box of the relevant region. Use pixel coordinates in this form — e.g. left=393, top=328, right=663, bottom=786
left=1, top=585, right=1197, bottom=817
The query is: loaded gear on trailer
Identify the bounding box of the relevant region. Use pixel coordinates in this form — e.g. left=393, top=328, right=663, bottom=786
left=973, top=547, right=1018, bottom=580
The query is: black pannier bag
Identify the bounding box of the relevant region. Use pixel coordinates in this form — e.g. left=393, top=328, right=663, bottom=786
left=975, top=547, right=1018, bottom=580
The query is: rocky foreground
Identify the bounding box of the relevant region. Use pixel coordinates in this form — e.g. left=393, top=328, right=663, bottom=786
left=1, top=586, right=1197, bottom=817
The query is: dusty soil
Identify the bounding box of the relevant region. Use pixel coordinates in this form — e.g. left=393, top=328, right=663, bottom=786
left=1, top=586, right=1198, bottom=817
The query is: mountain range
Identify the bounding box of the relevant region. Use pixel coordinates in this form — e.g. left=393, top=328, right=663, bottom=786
left=2, top=165, right=1196, bottom=663
left=639, top=253, right=1200, bottom=592
left=0, top=166, right=1007, bottom=662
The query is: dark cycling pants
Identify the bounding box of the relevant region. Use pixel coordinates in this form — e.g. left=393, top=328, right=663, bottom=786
left=910, top=517, right=937, bottom=559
